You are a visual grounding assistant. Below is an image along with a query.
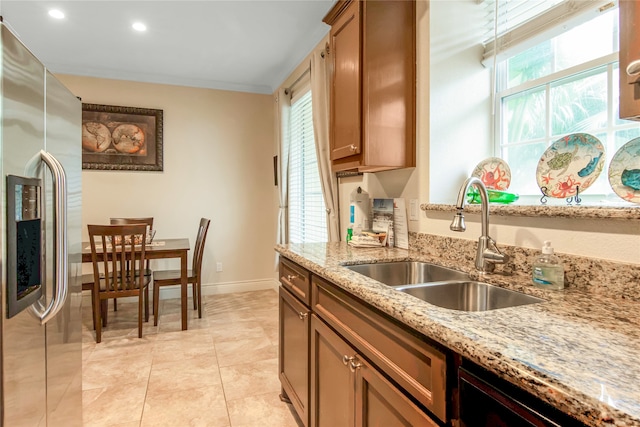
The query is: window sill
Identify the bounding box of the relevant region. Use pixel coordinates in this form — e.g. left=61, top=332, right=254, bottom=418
left=420, top=203, right=640, bottom=220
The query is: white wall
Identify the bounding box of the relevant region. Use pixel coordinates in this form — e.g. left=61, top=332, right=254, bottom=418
left=58, top=75, right=278, bottom=293
left=334, top=0, right=640, bottom=265
left=428, top=0, right=492, bottom=203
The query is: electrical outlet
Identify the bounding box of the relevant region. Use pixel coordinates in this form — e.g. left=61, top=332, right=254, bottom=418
left=409, top=199, right=419, bottom=221
left=216, top=262, right=223, bottom=272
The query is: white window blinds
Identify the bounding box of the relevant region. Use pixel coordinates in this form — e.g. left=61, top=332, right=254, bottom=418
left=482, top=0, right=615, bottom=65
left=288, top=88, right=328, bottom=244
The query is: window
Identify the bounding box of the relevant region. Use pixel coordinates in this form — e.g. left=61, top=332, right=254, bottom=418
left=288, top=88, right=327, bottom=243
left=492, top=2, right=640, bottom=202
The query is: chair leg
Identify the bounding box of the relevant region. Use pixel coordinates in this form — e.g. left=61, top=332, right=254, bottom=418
left=144, top=285, right=149, bottom=322
left=113, top=298, right=118, bottom=311
left=138, top=292, right=143, bottom=339
left=153, top=283, right=160, bottom=326
left=197, top=280, right=202, bottom=319
left=192, top=281, right=197, bottom=310
left=101, top=300, right=108, bottom=327
left=94, top=295, right=102, bottom=344
left=90, top=289, right=96, bottom=330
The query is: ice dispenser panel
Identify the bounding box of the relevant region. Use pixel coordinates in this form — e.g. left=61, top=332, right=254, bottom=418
left=6, top=175, right=43, bottom=318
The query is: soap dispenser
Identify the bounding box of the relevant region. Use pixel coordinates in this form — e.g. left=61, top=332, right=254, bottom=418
left=532, top=241, right=565, bottom=290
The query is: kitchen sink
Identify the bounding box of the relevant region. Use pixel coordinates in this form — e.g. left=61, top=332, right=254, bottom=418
left=345, top=261, right=470, bottom=287
left=396, top=281, right=545, bottom=312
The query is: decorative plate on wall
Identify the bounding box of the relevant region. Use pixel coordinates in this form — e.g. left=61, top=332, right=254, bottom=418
left=536, top=133, right=605, bottom=199
left=471, top=157, right=511, bottom=190
left=608, top=137, right=640, bottom=204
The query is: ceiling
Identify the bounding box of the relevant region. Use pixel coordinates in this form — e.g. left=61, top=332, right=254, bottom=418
left=0, top=1, right=336, bottom=94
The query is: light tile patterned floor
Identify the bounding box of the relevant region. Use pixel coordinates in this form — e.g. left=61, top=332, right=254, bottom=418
left=81, top=289, right=302, bottom=427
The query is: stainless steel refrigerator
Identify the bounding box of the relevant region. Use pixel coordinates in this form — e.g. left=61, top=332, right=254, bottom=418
left=0, top=21, right=82, bottom=426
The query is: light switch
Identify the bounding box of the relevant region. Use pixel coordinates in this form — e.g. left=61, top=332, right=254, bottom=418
left=409, top=199, right=419, bottom=221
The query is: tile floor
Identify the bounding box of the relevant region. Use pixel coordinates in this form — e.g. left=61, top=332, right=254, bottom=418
left=81, top=289, right=303, bottom=427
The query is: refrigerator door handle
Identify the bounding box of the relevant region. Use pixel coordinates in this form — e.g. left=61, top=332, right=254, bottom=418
left=27, top=150, right=69, bottom=325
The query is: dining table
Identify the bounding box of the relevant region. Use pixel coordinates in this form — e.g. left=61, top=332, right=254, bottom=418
left=82, top=238, right=191, bottom=330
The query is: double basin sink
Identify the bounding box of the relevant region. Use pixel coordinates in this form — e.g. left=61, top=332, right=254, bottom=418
left=345, top=261, right=544, bottom=312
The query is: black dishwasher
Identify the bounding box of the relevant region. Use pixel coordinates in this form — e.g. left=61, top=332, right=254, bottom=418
left=458, top=362, right=587, bottom=427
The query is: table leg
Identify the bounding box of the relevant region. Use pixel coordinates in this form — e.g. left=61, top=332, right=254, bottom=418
left=181, top=251, right=188, bottom=330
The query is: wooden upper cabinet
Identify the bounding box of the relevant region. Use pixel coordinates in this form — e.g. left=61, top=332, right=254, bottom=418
left=323, top=0, right=416, bottom=172
left=329, top=0, right=362, bottom=161
left=620, top=0, right=640, bottom=120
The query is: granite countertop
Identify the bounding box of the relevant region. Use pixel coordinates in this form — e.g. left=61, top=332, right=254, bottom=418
left=276, top=242, right=640, bottom=427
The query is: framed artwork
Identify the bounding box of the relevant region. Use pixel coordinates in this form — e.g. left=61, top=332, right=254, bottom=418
left=81, top=103, right=163, bottom=171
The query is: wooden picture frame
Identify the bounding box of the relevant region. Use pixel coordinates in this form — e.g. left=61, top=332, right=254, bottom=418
left=81, top=103, right=163, bottom=171
left=273, top=155, right=278, bottom=186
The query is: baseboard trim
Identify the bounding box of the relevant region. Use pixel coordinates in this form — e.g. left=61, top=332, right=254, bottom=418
left=81, top=278, right=279, bottom=305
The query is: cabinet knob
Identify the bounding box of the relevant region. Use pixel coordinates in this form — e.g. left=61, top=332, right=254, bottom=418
left=298, top=311, right=308, bottom=320
left=626, top=59, right=640, bottom=77
left=349, top=358, right=362, bottom=372
left=349, top=144, right=357, bottom=152
left=286, top=274, right=297, bottom=282
left=342, top=355, right=354, bottom=366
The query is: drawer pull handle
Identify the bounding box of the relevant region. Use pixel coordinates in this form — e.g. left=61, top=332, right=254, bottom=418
left=286, top=274, right=297, bottom=282
left=298, top=311, right=308, bottom=320
left=349, top=358, right=362, bottom=372
left=342, top=355, right=354, bottom=366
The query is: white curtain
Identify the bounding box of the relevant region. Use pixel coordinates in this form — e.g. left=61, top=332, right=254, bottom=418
left=275, top=88, right=290, bottom=245
left=310, top=49, right=340, bottom=242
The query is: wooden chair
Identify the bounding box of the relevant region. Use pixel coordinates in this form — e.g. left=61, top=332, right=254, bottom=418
left=110, top=217, right=154, bottom=233
left=88, top=224, right=151, bottom=343
left=153, top=218, right=210, bottom=325
left=109, top=217, right=154, bottom=312
left=82, top=217, right=154, bottom=318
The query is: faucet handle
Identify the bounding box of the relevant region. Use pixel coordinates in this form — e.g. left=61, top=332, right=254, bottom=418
left=484, top=237, right=509, bottom=264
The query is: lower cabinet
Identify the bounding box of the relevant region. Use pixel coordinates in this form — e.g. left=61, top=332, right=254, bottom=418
left=279, top=256, right=589, bottom=427
left=310, top=314, right=439, bottom=427
left=312, top=274, right=448, bottom=422
left=279, top=286, right=310, bottom=427
left=278, top=257, right=446, bottom=427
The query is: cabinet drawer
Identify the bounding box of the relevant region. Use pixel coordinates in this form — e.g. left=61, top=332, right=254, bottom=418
left=280, top=258, right=311, bottom=306
left=312, top=275, right=447, bottom=423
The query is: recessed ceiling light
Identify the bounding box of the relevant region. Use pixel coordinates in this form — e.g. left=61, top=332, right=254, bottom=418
left=132, top=22, right=147, bottom=32
left=48, top=9, right=65, bottom=19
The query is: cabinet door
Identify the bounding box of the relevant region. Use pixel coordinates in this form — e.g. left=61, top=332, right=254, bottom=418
left=620, top=0, right=640, bottom=120
left=279, top=287, right=310, bottom=427
left=362, top=0, right=416, bottom=168
left=329, top=0, right=362, bottom=161
left=354, top=356, right=439, bottom=427
left=310, top=314, right=355, bottom=427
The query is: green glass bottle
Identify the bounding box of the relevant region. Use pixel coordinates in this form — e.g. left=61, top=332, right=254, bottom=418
left=466, top=188, right=519, bottom=204
left=346, top=227, right=353, bottom=242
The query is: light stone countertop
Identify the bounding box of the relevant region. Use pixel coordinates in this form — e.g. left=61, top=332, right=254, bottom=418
left=421, top=202, right=640, bottom=220
left=275, top=242, right=640, bottom=427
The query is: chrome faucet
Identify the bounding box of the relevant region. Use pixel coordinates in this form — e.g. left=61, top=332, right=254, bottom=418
left=450, top=177, right=509, bottom=273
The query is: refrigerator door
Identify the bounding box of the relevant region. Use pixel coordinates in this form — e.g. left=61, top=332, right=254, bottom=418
left=1, top=24, right=82, bottom=426
left=1, top=23, right=48, bottom=427
left=42, top=71, right=82, bottom=427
